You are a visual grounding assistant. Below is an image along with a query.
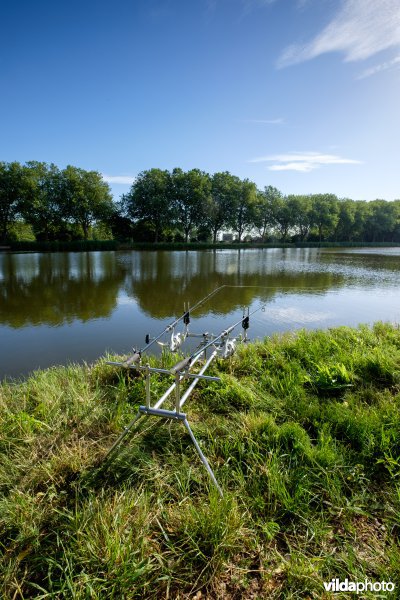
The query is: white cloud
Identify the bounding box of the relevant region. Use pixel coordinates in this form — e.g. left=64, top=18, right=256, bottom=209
left=102, top=174, right=135, bottom=185
left=269, top=161, right=315, bottom=172
left=357, top=55, right=400, bottom=79
left=249, top=151, right=362, bottom=172
left=278, top=0, right=400, bottom=68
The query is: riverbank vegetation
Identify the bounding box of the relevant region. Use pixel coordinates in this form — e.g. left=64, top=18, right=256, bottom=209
left=1, top=323, right=400, bottom=597
left=1, top=161, right=400, bottom=246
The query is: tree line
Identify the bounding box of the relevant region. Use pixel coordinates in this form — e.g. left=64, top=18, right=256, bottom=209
left=1, top=161, right=400, bottom=244
left=0, top=161, right=113, bottom=243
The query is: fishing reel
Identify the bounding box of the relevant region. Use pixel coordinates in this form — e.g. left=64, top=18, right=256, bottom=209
left=221, top=338, right=236, bottom=358
left=215, top=308, right=250, bottom=359
left=109, top=290, right=258, bottom=385
left=155, top=305, right=191, bottom=353
left=169, top=329, right=187, bottom=352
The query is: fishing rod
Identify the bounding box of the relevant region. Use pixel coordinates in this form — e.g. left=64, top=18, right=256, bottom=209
left=168, top=304, right=255, bottom=373
left=101, top=282, right=357, bottom=497
left=121, top=285, right=227, bottom=366
left=103, top=300, right=257, bottom=497
left=122, top=283, right=346, bottom=365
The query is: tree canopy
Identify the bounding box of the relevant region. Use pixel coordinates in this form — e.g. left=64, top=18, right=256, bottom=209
left=61, top=166, right=114, bottom=240
left=1, top=160, right=400, bottom=244
left=122, top=169, right=172, bottom=242
left=0, top=161, right=30, bottom=242
left=170, top=168, right=211, bottom=242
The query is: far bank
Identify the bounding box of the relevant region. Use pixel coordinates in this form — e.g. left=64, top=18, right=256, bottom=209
left=4, top=239, right=400, bottom=253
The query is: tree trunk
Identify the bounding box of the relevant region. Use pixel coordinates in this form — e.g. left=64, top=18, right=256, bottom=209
left=262, top=224, right=267, bottom=241
left=43, top=222, right=49, bottom=242
left=1, top=223, right=7, bottom=244
left=1, top=209, right=10, bottom=243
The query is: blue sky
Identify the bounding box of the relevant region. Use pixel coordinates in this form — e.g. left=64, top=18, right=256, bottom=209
left=1, top=0, right=399, bottom=201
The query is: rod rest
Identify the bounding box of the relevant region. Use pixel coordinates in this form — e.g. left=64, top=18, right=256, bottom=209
left=139, top=406, right=187, bottom=420
left=170, top=356, right=192, bottom=374
left=123, top=351, right=141, bottom=367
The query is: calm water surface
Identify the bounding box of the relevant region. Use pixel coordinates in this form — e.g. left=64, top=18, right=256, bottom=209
left=1, top=248, right=399, bottom=379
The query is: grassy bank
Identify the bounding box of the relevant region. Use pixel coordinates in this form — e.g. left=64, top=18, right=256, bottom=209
left=6, top=240, right=400, bottom=253
left=1, top=323, right=400, bottom=598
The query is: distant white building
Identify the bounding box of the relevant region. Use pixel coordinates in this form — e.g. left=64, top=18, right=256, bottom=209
left=221, top=232, right=234, bottom=242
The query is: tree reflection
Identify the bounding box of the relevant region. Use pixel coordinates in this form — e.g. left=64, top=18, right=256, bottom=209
left=0, top=252, right=126, bottom=327
left=123, top=249, right=344, bottom=318
left=0, top=249, right=351, bottom=330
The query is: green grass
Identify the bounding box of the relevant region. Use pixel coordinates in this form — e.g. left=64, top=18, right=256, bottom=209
left=1, top=323, right=400, bottom=598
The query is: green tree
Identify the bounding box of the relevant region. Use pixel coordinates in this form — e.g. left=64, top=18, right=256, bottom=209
left=310, top=194, right=339, bottom=241
left=256, top=186, right=283, bottom=241
left=287, top=195, right=313, bottom=241
left=122, top=169, right=172, bottom=242
left=269, top=194, right=296, bottom=242
left=352, top=201, right=371, bottom=241
left=109, top=198, right=135, bottom=240
left=170, top=168, right=211, bottom=242
left=206, top=172, right=240, bottom=243
left=334, top=199, right=356, bottom=241
left=23, top=161, right=65, bottom=240
left=391, top=200, right=400, bottom=242
left=0, top=161, right=29, bottom=243
left=229, top=178, right=258, bottom=242
left=363, top=200, right=400, bottom=242
left=61, top=166, right=114, bottom=239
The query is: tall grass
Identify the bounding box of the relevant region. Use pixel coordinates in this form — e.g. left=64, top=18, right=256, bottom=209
left=1, top=323, right=400, bottom=597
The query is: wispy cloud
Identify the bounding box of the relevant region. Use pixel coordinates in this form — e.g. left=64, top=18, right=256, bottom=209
left=278, top=0, right=400, bottom=68
left=102, top=174, right=135, bottom=185
left=243, top=118, right=285, bottom=124
left=249, top=152, right=362, bottom=172
left=357, top=55, right=400, bottom=79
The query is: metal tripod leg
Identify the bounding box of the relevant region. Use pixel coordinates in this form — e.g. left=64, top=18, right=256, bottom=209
left=182, top=417, right=223, bottom=498
left=103, top=410, right=145, bottom=462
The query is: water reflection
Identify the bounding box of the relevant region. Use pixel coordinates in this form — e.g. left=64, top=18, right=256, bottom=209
left=1, top=248, right=398, bottom=328
left=320, top=249, right=400, bottom=274
left=0, top=252, right=126, bottom=327
left=122, top=249, right=345, bottom=318
left=1, top=248, right=399, bottom=379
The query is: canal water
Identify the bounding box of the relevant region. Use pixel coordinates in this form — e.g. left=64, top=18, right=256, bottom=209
left=1, top=247, right=399, bottom=379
